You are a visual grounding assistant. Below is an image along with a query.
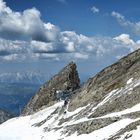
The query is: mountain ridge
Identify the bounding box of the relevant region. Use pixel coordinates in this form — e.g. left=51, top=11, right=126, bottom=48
left=0, top=48, right=140, bottom=139
left=69, top=48, right=140, bottom=112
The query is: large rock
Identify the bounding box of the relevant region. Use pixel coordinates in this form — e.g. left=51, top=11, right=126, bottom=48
left=22, top=61, right=80, bottom=115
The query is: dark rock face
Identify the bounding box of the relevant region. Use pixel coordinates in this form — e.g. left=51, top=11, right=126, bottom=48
left=22, top=61, right=80, bottom=115
left=0, top=109, right=13, bottom=124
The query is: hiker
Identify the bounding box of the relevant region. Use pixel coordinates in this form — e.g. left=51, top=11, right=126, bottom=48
left=63, top=98, right=69, bottom=114
left=64, top=98, right=69, bottom=107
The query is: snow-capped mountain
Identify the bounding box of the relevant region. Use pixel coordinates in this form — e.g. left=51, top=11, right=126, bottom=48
left=0, top=71, right=45, bottom=84
left=0, top=71, right=45, bottom=115
left=0, top=48, right=140, bottom=140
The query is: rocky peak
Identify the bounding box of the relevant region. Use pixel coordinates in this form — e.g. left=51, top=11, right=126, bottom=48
left=22, top=61, right=80, bottom=115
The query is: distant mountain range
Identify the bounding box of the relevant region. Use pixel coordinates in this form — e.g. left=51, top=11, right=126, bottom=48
left=0, top=71, right=46, bottom=115
left=0, top=82, right=41, bottom=115
left=0, top=71, right=45, bottom=84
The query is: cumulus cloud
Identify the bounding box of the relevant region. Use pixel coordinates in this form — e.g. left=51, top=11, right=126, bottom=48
left=0, top=38, right=29, bottom=61
left=91, top=6, right=99, bottom=14
left=0, top=0, right=139, bottom=62
left=30, top=40, right=55, bottom=53
left=59, top=32, right=140, bottom=60
left=114, top=34, right=134, bottom=45
left=0, top=38, right=28, bottom=55
left=111, top=11, right=140, bottom=36
left=0, top=32, right=140, bottom=62
left=114, top=34, right=140, bottom=52
left=0, top=0, right=59, bottom=42
left=1, top=54, right=18, bottom=61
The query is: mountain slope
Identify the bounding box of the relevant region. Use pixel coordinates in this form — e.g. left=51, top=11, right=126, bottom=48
left=69, top=48, right=140, bottom=113
left=0, top=49, right=140, bottom=140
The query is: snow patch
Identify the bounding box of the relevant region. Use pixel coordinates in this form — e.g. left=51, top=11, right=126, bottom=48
left=127, top=78, right=133, bottom=84
left=64, top=105, right=89, bottom=119
left=30, top=101, right=64, bottom=124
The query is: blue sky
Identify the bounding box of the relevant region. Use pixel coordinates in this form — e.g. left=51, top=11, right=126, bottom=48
left=0, top=0, right=140, bottom=81
left=4, top=0, right=140, bottom=37
left=4, top=0, right=140, bottom=36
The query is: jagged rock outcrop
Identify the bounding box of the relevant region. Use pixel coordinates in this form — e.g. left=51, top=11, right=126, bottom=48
left=22, top=61, right=80, bottom=115
left=0, top=109, right=13, bottom=124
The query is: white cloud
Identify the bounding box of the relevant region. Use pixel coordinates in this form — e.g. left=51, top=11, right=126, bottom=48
left=0, top=32, right=140, bottom=62
left=111, top=11, right=124, bottom=20
left=32, top=53, right=59, bottom=60
left=114, top=34, right=140, bottom=52
left=30, top=40, right=54, bottom=53
left=0, top=38, right=28, bottom=55
left=111, top=11, right=140, bottom=36
left=114, top=34, right=134, bottom=45
left=0, top=0, right=140, bottom=62
left=74, top=53, right=89, bottom=60
left=1, top=54, right=18, bottom=61
left=0, top=0, right=60, bottom=42
left=91, top=6, right=99, bottom=14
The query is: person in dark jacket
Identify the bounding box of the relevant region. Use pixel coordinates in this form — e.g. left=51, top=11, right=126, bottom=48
left=64, top=99, right=68, bottom=106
